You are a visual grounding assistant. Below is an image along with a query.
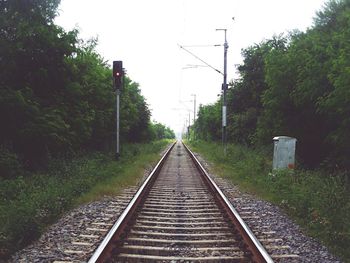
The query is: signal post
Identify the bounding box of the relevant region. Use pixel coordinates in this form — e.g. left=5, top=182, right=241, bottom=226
left=113, top=61, right=123, bottom=160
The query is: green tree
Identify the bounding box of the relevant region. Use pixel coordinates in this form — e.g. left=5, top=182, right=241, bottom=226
left=195, top=0, right=350, bottom=169
left=0, top=0, right=159, bottom=174
left=194, top=102, right=221, bottom=141
left=119, top=78, right=152, bottom=142
left=227, top=38, right=286, bottom=145
left=260, top=0, right=350, bottom=168
left=313, top=0, right=350, bottom=167
left=0, top=0, right=78, bottom=168
left=150, top=122, right=175, bottom=140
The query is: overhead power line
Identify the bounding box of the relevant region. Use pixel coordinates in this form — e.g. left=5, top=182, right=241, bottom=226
left=182, top=64, right=208, bottom=69
left=180, top=44, right=222, bottom=48
left=178, top=44, right=223, bottom=75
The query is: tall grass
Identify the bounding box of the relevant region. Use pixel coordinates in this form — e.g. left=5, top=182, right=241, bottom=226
left=188, top=140, right=350, bottom=262
left=0, top=140, right=171, bottom=259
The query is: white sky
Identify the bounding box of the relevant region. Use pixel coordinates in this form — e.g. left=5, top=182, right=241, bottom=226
left=55, top=0, right=327, bottom=136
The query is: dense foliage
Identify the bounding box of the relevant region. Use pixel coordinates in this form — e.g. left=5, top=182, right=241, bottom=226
left=150, top=122, right=176, bottom=140
left=0, top=0, right=174, bottom=175
left=194, top=0, right=350, bottom=169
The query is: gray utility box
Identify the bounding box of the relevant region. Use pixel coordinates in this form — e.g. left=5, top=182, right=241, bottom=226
left=273, top=136, right=297, bottom=169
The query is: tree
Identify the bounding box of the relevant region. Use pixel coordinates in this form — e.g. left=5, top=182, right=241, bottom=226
left=0, top=0, right=78, bottom=168
left=194, top=102, right=221, bottom=141
left=226, top=38, right=286, bottom=145
left=194, top=0, right=350, bottom=169
left=0, top=0, right=162, bottom=174
left=260, top=0, right=350, bottom=167
left=150, top=122, right=175, bottom=140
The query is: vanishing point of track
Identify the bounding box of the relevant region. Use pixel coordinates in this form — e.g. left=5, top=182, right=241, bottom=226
left=88, top=141, right=274, bottom=262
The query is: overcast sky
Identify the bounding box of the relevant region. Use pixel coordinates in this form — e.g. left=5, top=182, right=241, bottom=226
left=55, top=0, right=327, bottom=136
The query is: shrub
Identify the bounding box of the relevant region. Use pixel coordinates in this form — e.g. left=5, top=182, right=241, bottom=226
left=0, top=147, right=22, bottom=179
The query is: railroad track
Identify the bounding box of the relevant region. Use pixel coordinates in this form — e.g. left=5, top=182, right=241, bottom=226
left=88, top=141, right=274, bottom=262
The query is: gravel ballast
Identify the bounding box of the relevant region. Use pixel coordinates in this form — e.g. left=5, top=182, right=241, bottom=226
left=194, top=152, right=342, bottom=263
left=9, top=146, right=342, bottom=263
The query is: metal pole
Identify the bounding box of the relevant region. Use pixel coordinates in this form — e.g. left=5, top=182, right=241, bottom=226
left=185, top=119, right=189, bottom=140
left=191, top=94, right=196, bottom=124
left=223, top=30, right=228, bottom=153
left=188, top=111, right=191, bottom=140
left=191, top=94, right=196, bottom=140
left=217, top=29, right=228, bottom=153
left=116, top=89, right=120, bottom=160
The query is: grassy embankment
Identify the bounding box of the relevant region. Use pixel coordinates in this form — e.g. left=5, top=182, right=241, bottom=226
left=0, top=139, right=173, bottom=259
left=187, top=140, right=349, bottom=262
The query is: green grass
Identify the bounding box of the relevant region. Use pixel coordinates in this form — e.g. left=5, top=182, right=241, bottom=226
left=187, top=140, right=350, bottom=262
left=0, top=139, right=172, bottom=259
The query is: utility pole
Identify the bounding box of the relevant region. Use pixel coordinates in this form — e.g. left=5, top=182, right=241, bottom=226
left=216, top=29, right=228, bottom=153
left=191, top=94, right=196, bottom=124
left=179, top=29, right=229, bottom=151
left=188, top=111, right=191, bottom=140
left=191, top=94, right=196, bottom=139
left=113, top=61, right=124, bottom=160
left=184, top=118, right=189, bottom=140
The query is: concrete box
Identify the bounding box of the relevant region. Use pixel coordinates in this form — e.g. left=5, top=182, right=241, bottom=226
left=273, top=136, right=297, bottom=169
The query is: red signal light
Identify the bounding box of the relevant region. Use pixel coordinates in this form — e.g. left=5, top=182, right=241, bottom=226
left=113, top=61, right=123, bottom=89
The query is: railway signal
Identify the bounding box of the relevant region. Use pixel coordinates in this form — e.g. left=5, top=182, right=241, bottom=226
left=113, top=61, right=123, bottom=89
left=113, top=60, right=124, bottom=160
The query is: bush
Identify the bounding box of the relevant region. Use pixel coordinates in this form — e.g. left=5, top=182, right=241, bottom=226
left=0, top=147, right=23, bottom=179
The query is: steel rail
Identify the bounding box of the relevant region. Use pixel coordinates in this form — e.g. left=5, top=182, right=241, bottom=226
left=183, top=142, right=274, bottom=263
left=88, top=141, right=176, bottom=263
